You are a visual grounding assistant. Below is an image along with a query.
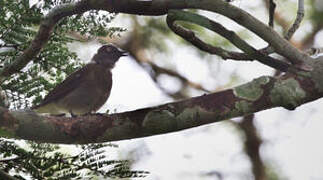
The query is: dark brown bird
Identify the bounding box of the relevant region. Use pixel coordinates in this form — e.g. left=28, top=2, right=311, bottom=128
left=33, top=44, right=127, bottom=115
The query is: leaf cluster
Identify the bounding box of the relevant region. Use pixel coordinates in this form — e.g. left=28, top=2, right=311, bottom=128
left=0, top=0, right=125, bottom=109
left=0, top=139, right=148, bottom=179
left=0, top=1, right=146, bottom=179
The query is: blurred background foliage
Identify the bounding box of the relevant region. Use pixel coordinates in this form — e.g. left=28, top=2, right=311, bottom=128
left=1, top=0, right=323, bottom=179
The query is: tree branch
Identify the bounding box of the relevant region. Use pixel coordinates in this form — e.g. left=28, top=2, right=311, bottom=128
left=0, top=0, right=92, bottom=81
left=187, top=0, right=313, bottom=66
left=263, top=0, right=290, bottom=30
left=1, top=62, right=323, bottom=144
left=0, top=0, right=313, bottom=82
left=268, top=0, right=276, bottom=28
left=92, top=0, right=313, bottom=66
left=237, top=114, right=266, bottom=180
left=166, top=10, right=292, bottom=72
left=284, top=0, right=304, bottom=40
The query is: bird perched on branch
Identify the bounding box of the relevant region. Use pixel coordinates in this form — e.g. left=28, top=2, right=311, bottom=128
left=32, top=44, right=127, bottom=115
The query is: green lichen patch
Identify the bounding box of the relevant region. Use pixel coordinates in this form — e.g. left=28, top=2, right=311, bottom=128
left=311, top=57, right=323, bottom=93
left=99, top=121, right=138, bottom=142
left=176, top=107, right=221, bottom=129
left=270, top=78, right=306, bottom=110
left=233, top=76, right=270, bottom=101
left=11, top=111, right=70, bottom=142
left=234, top=100, right=252, bottom=114
left=143, top=110, right=177, bottom=134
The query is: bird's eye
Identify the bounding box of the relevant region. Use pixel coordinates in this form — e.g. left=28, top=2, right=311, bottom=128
left=105, top=47, right=112, bottom=52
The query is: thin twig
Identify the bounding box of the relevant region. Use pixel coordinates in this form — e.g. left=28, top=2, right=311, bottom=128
left=268, top=0, right=276, bottom=28
left=263, top=0, right=290, bottom=30
left=284, top=0, right=304, bottom=40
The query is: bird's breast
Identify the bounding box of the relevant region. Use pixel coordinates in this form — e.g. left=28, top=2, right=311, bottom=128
left=57, top=66, right=113, bottom=114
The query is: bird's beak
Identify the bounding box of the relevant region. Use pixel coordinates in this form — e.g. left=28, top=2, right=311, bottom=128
left=117, top=47, right=128, bottom=57
left=120, top=51, right=128, bottom=57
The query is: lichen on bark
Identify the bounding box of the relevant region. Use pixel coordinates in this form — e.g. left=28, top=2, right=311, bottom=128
left=233, top=76, right=270, bottom=101
left=143, top=110, right=177, bottom=133
left=311, top=57, right=323, bottom=93
left=234, top=100, right=253, bottom=113
left=11, top=110, right=59, bottom=141
left=269, top=78, right=306, bottom=110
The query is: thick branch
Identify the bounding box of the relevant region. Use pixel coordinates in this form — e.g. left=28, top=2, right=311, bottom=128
left=88, top=0, right=187, bottom=15
left=1, top=62, right=323, bottom=144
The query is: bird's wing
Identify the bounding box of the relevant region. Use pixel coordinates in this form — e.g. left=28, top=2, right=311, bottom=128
left=34, top=64, right=93, bottom=108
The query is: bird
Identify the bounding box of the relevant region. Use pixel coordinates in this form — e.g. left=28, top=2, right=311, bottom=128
left=32, top=44, right=127, bottom=116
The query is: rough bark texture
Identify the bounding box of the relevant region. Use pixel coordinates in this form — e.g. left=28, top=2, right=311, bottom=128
left=1, top=58, right=323, bottom=144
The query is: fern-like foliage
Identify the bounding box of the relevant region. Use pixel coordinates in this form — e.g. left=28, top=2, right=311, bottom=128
left=0, top=139, right=148, bottom=179
left=0, top=0, right=125, bottom=109
left=0, top=1, right=144, bottom=179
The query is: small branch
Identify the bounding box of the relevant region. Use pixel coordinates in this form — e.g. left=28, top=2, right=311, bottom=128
left=0, top=0, right=312, bottom=82
left=167, top=10, right=291, bottom=72
left=188, top=0, right=313, bottom=66
left=263, top=0, right=290, bottom=30
left=0, top=0, right=92, bottom=81
left=268, top=0, right=276, bottom=28
left=284, top=0, right=304, bottom=40
left=165, top=24, right=254, bottom=61
left=262, top=0, right=306, bottom=65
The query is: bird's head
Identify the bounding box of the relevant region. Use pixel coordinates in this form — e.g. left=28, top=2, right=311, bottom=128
left=92, top=44, right=127, bottom=68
